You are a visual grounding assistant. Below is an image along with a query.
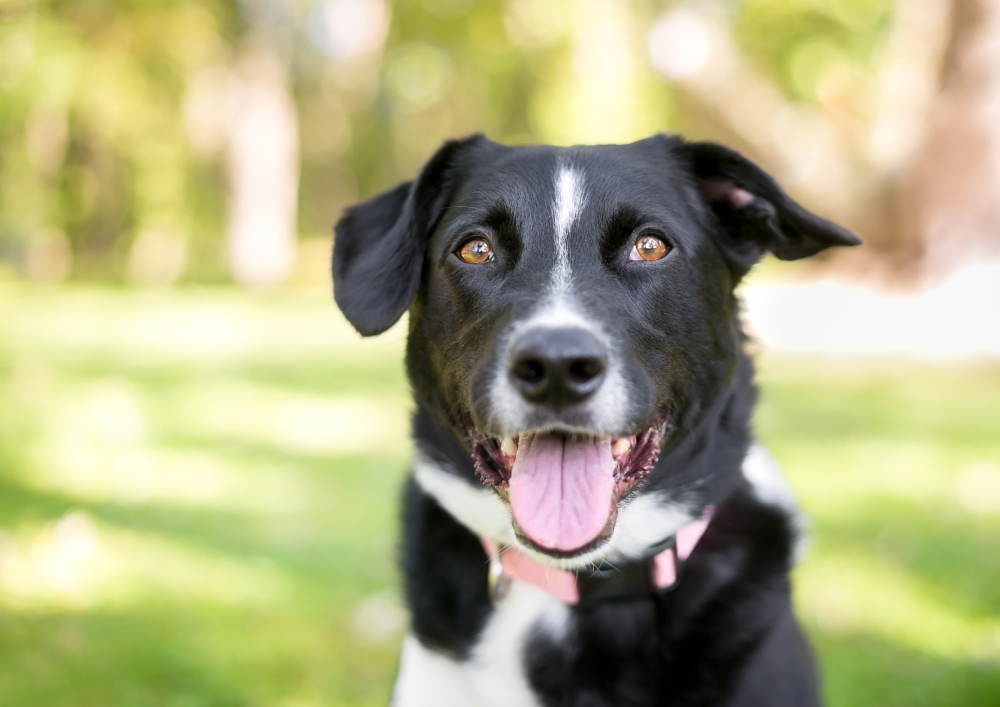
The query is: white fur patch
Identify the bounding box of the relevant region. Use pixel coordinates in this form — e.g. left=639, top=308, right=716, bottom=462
left=551, top=166, right=583, bottom=291
left=511, top=297, right=594, bottom=332
left=393, top=582, right=569, bottom=707
left=607, top=491, right=694, bottom=562
left=742, top=443, right=808, bottom=561
left=413, top=450, right=516, bottom=545
left=393, top=636, right=479, bottom=707
left=469, top=581, right=569, bottom=701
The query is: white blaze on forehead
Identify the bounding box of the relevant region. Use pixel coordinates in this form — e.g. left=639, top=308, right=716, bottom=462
left=551, top=165, right=584, bottom=290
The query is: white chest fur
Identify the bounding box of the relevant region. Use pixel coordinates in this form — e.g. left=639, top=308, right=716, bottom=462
left=392, top=581, right=570, bottom=707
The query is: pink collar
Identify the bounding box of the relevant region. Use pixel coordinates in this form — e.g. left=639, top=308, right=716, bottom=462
left=482, top=507, right=714, bottom=604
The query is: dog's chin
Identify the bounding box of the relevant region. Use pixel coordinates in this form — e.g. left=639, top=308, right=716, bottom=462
left=511, top=514, right=615, bottom=561
left=469, top=419, right=667, bottom=559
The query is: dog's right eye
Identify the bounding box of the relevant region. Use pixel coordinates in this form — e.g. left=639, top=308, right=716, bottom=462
left=629, top=234, right=671, bottom=262
left=457, top=237, right=494, bottom=264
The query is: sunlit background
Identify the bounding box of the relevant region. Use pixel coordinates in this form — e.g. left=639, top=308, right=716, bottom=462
left=1, top=0, right=998, bottom=705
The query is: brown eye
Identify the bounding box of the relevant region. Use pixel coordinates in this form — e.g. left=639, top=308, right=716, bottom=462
left=629, top=234, right=670, bottom=262
left=458, top=237, right=493, bottom=264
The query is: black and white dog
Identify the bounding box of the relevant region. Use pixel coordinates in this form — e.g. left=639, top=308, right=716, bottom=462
left=332, top=135, right=860, bottom=707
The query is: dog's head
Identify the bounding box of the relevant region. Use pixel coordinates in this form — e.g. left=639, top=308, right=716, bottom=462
left=333, top=135, right=859, bottom=565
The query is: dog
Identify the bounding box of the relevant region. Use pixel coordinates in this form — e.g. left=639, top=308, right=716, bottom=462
left=332, top=134, right=860, bottom=707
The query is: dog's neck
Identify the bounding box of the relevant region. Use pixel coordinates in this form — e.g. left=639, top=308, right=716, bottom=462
left=479, top=507, right=714, bottom=605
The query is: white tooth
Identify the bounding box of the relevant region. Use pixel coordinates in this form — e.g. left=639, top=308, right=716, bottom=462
left=501, top=437, right=518, bottom=456
left=612, top=438, right=632, bottom=456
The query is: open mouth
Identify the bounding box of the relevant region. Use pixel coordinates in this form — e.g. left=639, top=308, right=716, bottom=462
left=470, top=420, right=666, bottom=557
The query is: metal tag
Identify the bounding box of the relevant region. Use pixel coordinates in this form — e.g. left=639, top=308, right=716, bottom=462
left=487, top=551, right=511, bottom=605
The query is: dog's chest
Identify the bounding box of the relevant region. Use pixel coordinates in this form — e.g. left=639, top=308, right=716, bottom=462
left=392, top=581, right=570, bottom=707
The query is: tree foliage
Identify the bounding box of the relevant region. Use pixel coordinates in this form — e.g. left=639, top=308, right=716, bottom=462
left=3, top=0, right=976, bottom=283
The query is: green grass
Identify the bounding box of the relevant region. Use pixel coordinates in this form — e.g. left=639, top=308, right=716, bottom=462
left=757, top=358, right=1000, bottom=706
left=0, top=282, right=998, bottom=706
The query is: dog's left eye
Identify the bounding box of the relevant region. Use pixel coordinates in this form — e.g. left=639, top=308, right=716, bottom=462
left=629, top=234, right=671, bottom=261
left=457, top=237, right=494, bottom=264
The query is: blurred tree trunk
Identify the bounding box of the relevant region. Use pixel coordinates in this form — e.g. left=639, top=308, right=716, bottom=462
left=226, top=38, right=300, bottom=286
left=821, top=0, right=1000, bottom=283
left=661, top=0, right=1000, bottom=285
left=896, top=0, right=1000, bottom=280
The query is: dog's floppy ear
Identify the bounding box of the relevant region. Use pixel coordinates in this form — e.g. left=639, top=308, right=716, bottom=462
left=333, top=135, right=484, bottom=336
left=679, top=141, right=861, bottom=277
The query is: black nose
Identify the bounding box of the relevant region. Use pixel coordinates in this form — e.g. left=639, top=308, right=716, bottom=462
left=509, top=327, right=607, bottom=407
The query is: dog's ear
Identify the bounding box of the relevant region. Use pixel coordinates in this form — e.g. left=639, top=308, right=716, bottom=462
left=333, top=135, right=485, bottom=336
left=679, top=141, right=861, bottom=277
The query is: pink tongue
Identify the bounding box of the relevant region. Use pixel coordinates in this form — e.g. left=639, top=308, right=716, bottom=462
left=509, top=434, right=615, bottom=552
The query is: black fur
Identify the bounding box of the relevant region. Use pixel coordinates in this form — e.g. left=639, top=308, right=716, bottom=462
left=400, top=476, right=493, bottom=658
left=332, top=134, right=858, bottom=706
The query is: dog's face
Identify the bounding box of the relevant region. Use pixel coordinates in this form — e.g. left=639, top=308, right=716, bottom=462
left=333, top=135, right=858, bottom=563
